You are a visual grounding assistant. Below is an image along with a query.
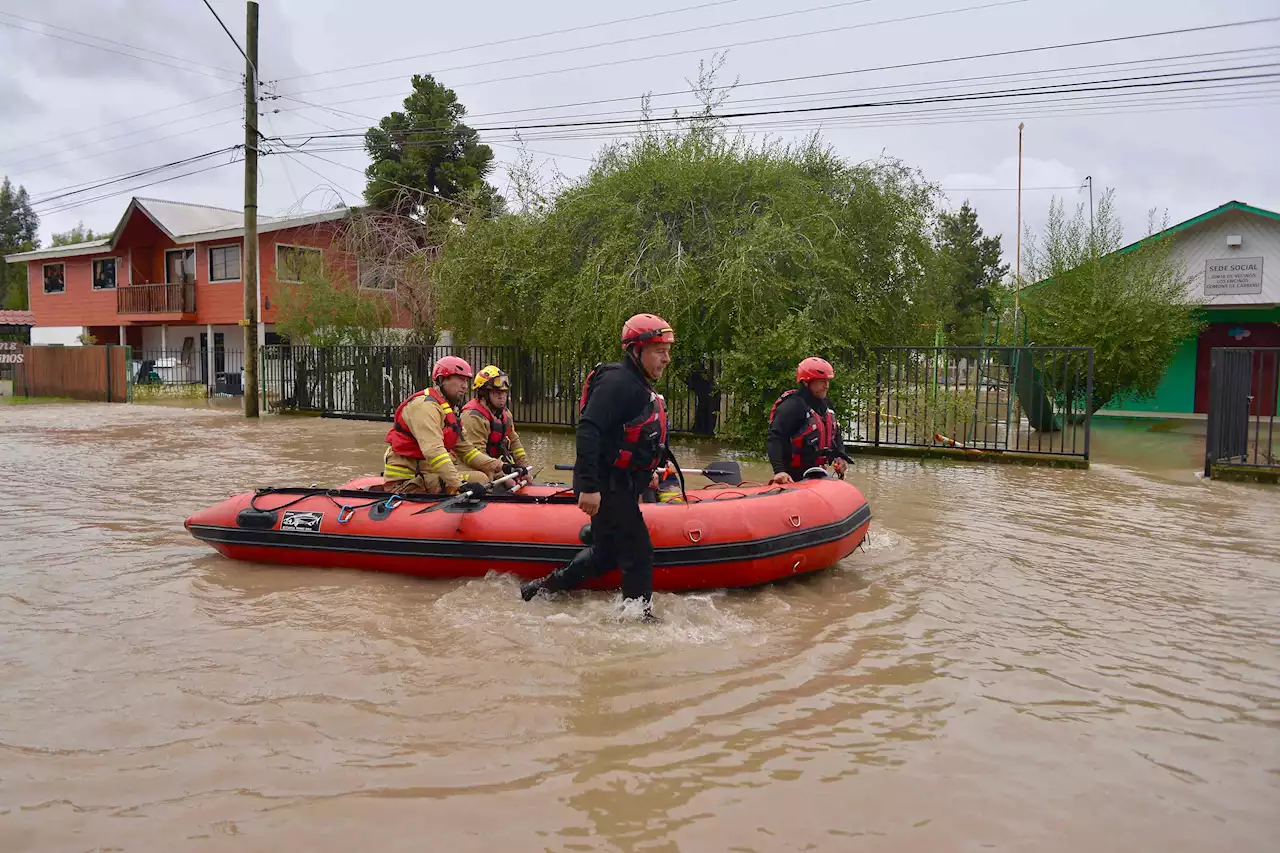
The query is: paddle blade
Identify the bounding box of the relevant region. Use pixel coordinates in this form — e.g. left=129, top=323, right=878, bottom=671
left=698, top=460, right=742, bottom=485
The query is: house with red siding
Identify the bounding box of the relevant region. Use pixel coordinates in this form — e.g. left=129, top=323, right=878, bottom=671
left=2, top=196, right=397, bottom=362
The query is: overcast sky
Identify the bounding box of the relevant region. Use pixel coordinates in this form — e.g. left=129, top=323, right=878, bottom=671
left=2, top=0, right=1277, bottom=269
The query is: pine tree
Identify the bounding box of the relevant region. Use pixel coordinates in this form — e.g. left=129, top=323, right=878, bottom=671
left=363, top=74, right=503, bottom=222
left=934, top=201, right=1009, bottom=342
left=0, top=177, right=41, bottom=309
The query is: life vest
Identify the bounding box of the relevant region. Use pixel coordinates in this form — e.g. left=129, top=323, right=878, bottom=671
left=768, top=389, right=837, bottom=472
left=462, top=397, right=514, bottom=459
left=386, top=387, right=460, bottom=459
left=579, top=362, right=669, bottom=472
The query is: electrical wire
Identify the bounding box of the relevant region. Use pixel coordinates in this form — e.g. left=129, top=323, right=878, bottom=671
left=275, top=0, right=753, bottom=83
left=284, top=0, right=888, bottom=96
left=286, top=15, right=1280, bottom=128
left=282, top=0, right=1029, bottom=97
left=34, top=155, right=243, bottom=217
left=0, top=16, right=238, bottom=82
left=269, top=48, right=1280, bottom=140
left=28, top=146, right=243, bottom=206
left=4, top=114, right=245, bottom=176
left=0, top=88, right=240, bottom=158
left=198, top=0, right=253, bottom=74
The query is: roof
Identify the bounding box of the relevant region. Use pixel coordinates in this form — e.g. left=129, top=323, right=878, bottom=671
left=0, top=310, right=36, bottom=326
left=1022, top=200, right=1280, bottom=292
left=3, top=196, right=353, bottom=263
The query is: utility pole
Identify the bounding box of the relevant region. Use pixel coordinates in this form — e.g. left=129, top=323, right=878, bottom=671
left=1082, top=174, right=1094, bottom=253
left=242, top=0, right=259, bottom=417
left=1014, top=121, right=1024, bottom=314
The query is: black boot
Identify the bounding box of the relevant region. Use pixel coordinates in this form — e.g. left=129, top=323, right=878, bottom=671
left=521, top=548, right=594, bottom=601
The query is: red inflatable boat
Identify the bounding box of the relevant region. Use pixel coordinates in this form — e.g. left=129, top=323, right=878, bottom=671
left=185, top=473, right=871, bottom=591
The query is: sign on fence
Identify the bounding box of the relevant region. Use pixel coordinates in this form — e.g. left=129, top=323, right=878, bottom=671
left=0, top=341, right=22, bottom=364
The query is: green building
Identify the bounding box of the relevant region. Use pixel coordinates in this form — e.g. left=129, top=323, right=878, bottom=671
left=1079, top=201, right=1279, bottom=419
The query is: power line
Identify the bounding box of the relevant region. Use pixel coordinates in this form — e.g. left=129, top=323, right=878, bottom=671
left=277, top=0, right=754, bottom=83
left=272, top=66, right=1280, bottom=141
left=3, top=113, right=245, bottom=176
left=29, top=147, right=243, bottom=207
left=199, top=0, right=255, bottom=77
left=0, top=88, right=241, bottom=158
left=0, top=16, right=238, bottom=82
left=284, top=0, right=888, bottom=96
left=284, top=79, right=1280, bottom=152
left=0, top=10, right=237, bottom=73
left=35, top=155, right=244, bottom=218
left=271, top=46, right=1280, bottom=141
left=2, top=102, right=244, bottom=172
left=286, top=16, right=1280, bottom=124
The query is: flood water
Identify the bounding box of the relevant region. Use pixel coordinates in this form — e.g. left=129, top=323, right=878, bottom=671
left=1, top=401, right=1277, bottom=852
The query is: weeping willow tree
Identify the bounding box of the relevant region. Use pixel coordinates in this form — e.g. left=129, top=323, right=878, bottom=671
left=433, top=63, right=943, bottom=443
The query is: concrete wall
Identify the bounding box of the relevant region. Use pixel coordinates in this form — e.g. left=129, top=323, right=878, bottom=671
left=31, top=326, right=85, bottom=346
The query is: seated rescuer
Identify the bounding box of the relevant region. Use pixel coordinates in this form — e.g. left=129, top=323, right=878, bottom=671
left=461, top=365, right=533, bottom=480
left=380, top=356, right=505, bottom=495
left=519, top=313, right=676, bottom=618
left=766, top=357, right=849, bottom=486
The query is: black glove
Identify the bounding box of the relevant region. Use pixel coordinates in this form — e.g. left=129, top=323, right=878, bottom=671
left=459, top=482, right=487, bottom=500
left=502, top=462, right=521, bottom=475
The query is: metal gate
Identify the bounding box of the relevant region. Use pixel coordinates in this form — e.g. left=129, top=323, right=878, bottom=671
left=1204, top=347, right=1279, bottom=477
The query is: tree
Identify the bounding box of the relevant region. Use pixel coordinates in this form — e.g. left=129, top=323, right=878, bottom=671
left=363, top=74, right=503, bottom=222
left=432, top=68, right=942, bottom=444
left=1019, top=188, right=1202, bottom=413
left=52, top=222, right=102, bottom=246
left=933, top=201, right=1009, bottom=343
left=0, top=176, right=40, bottom=309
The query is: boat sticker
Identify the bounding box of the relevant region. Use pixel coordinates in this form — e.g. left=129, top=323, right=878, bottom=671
left=281, top=510, right=324, bottom=532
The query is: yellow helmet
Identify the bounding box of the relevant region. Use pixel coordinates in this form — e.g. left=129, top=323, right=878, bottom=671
left=473, top=365, right=511, bottom=392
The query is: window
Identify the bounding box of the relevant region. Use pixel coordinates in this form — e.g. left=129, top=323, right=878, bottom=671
left=276, top=245, right=322, bottom=283
left=165, top=248, right=195, bottom=283
left=43, top=263, right=65, bottom=294
left=209, top=245, right=241, bottom=282
left=92, top=258, right=117, bottom=290
left=358, top=260, right=396, bottom=291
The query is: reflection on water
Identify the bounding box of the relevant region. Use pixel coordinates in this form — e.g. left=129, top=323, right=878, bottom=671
left=1, top=402, right=1277, bottom=852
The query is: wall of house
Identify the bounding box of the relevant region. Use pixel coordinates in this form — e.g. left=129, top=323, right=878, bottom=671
left=24, top=214, right=415, bottom=342
left=1102, top=305, right=1280, bottom=415
left=1169, top=209, right=1280, bottom=307
left=26, top=250, right=125, bottom=330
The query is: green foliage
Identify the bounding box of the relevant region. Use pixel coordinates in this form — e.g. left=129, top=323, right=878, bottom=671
left=52, top=222, right=102, bottom=246
left=1020, top=188, right=1202, bottom=412
left=434, top=75, right=943, bottom=445
left=0, top=176, right=40, bottom=309
left=364, top=74, right=504, bottom=221
left=272, top=254, right=394, bottom=347
left=933, top=201, right=1009, bottom=343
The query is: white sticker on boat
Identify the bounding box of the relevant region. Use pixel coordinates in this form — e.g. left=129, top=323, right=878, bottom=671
left=281, top=510, right=324, bottom=532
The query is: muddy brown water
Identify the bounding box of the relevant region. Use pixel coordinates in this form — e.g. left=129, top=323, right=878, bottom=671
left=1, top=402, right=1277, bottom=852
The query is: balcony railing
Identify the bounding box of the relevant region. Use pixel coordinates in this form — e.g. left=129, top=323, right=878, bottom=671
left=117, top=281, right=196, bottom=315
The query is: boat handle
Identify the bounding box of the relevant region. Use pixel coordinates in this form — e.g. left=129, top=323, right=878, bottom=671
left=788, top=513, right=801, bottom=528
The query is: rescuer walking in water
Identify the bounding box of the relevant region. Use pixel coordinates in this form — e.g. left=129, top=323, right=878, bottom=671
left=519, top=314, right=676, bottom=620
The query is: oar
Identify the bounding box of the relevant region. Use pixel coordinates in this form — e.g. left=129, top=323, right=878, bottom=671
left=418, top=469, right=523, bottom=514
left=553, top=460, right=742, bottom=485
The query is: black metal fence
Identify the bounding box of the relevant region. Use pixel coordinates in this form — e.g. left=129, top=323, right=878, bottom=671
left=843, top=346, right=1094, bottom=459
left=1205, top=347, right=1279, bottom=477
left=262, top=344, right=725, bottom=435
left=131, top=347, right=246, bottom=396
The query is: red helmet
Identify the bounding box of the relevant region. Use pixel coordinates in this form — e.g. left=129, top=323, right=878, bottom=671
left=796, top=357, right=835, bottom=383
left=432, top=355, right=474, bottom=381
left=621, top=313, right=675, bottom=349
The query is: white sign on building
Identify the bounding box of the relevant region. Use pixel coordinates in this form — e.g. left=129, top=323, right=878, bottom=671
left=1204, top=257, right=1264, bottom=296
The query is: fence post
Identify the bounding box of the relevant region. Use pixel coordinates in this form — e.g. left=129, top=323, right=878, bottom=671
left=105, top=345, right=112, bottom=403
left=872, top=351, right=881, bottom=448
left=1083, top=347, right=1094, bottom=462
